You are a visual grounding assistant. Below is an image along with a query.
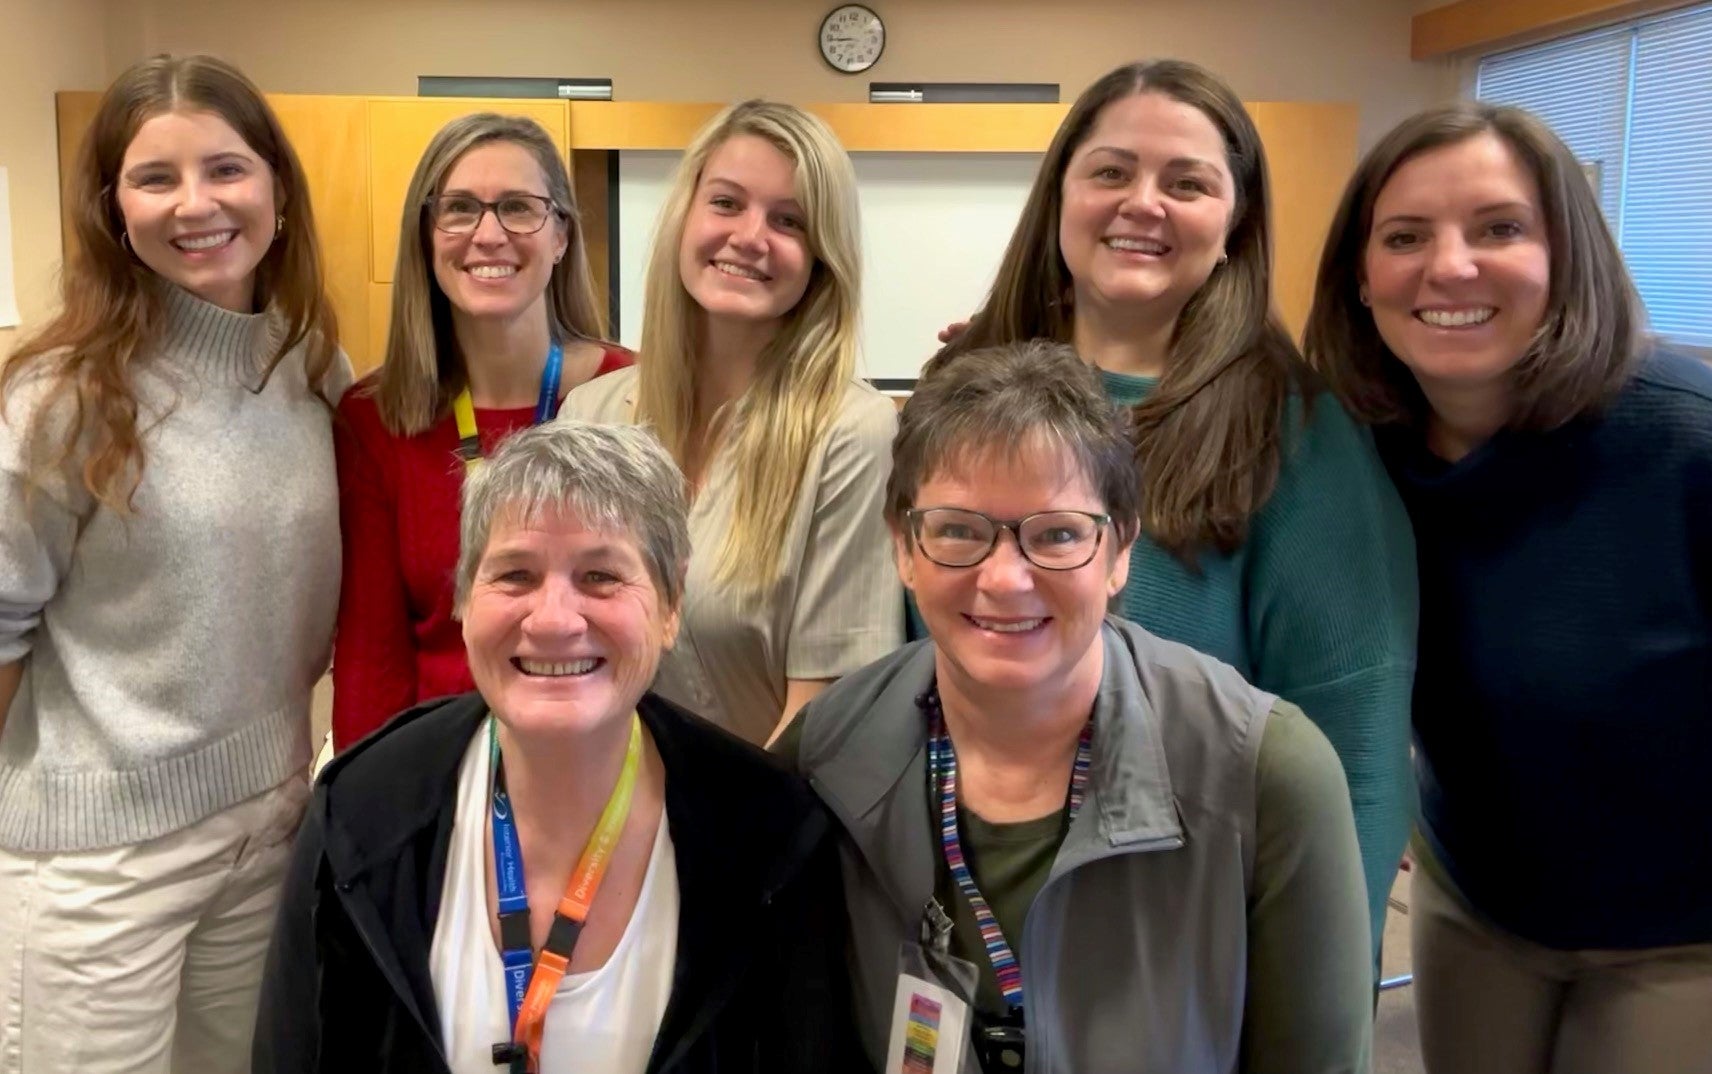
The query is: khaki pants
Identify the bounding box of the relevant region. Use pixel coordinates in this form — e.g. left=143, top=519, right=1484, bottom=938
left=0, top=775, right=308, bottom=1074
left=1413, top=863, right=1712, bottom=1074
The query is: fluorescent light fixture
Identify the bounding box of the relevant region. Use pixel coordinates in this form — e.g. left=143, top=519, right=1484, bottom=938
left=418, top=76, right=613, bottom=101
left=868, top=82, right=1059, bottom=104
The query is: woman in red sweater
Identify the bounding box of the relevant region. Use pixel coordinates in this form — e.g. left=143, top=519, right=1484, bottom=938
left=332, top=113, right=632, bottom=749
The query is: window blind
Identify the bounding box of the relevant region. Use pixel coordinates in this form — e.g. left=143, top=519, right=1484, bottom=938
left=1622, top=6, right=1712, bottom=347
left=1477, top=3, right=1712, bottom=348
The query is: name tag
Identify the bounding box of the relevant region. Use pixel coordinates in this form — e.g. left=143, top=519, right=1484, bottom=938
left=884, top=972, right=970, bottom=1074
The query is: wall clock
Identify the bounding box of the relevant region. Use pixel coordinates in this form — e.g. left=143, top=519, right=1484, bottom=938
left=819, top=4, right=885, bottom=74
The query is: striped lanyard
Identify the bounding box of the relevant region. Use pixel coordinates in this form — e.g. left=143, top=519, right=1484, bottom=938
left=452, top=339, right=563, bottom=471
left=920, top=686, right=1093, bottom=1015
left=487, top=712, right=641, bottom=1073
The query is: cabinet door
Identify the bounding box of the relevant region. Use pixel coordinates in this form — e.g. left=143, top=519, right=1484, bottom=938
left=271, top=95, right=372, bottom=371
left=1248, top=102, right=1359, bottom=340
left=366, top=99, right=570, bottom=286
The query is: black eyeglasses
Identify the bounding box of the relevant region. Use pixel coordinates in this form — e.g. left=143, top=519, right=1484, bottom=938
left=424, top=194, right=560, bottom=236
left=905, top=507, right=1110, bottom=570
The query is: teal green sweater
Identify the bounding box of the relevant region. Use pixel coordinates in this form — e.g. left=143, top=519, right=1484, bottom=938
left=1103, top=370, right=1418, bottom=962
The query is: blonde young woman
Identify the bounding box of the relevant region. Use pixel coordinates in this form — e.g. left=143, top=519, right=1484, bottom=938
left=560, top=100, right=901, bottom=746
left=332, top=113, right=631, bottom=750
left=0, top=55, right=346, bottom=1072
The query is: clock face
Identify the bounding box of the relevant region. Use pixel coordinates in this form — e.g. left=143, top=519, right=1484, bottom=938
left=819, top=4, right=885, bottom=74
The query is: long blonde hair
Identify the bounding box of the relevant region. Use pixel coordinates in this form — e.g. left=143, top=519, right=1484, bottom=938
left=932, top=60, right=1307, bottom=560
left=373, top=113, right=606, bottom=436
left=636, top=100, right=861, bottom=598
left=0, top=54, right=339, bottom=511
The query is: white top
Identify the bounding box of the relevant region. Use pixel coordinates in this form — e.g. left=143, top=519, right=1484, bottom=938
left=429, top=727, right=679, bottom=1074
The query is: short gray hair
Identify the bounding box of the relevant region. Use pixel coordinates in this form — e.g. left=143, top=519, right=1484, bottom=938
left=890, top=340, right=1141, bottom=548
left=454, top=420, right=691, bottom=612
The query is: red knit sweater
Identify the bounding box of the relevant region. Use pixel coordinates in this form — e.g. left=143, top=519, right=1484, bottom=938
left=330, top=346, right=633, bottom=749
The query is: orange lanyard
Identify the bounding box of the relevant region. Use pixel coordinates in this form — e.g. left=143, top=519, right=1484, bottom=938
left=488, top=714, right=642, bottom=1073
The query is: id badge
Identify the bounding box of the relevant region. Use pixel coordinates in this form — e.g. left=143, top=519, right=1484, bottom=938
left=884, top=941, right=978, bottom=1074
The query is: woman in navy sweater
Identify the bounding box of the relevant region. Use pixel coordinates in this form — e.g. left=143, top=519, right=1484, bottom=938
left=1306, top=102, right=1711, bottom=1074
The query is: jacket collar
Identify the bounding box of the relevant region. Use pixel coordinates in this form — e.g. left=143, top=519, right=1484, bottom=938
left=806, top=620, right=1185, bottom=920
left=314, top=690, right=832, bottom=1072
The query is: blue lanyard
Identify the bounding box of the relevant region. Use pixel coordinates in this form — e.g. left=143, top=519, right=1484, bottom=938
left=454, top=340, right=565, bottom=469
left=533, top=339, right=564, bottom=425
left=488, top=723, right=536, bottom=1034
left=920, top=685, right=1094, bottom=1014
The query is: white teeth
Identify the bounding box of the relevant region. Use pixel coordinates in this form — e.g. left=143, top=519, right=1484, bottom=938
left=972, top=617, right=1044, bottom=634
left=714, top=261, right=766, bottom=281
left=1417, top=307, right=1496, bottom=327
left=1105, top=237, right=1169, bottom=255
left=468, top=265, right=517, bottom=279
left=174, top=231, right=235, bottom=251
left=517, top=658, right=599, bottom=677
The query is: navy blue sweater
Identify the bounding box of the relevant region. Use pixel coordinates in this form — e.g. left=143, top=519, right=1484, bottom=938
left=1378, top=350, right=1712, bottom=951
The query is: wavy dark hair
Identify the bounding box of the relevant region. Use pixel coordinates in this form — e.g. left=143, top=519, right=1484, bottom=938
left=932, top=59, right=1310, bottom=559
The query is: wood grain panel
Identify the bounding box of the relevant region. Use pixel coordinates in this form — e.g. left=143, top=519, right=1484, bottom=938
left=1411, top=0, right=1683, bottom=59
left=570, top=150, right=612, bottom=333
left=270, top=95, right=371, bottom=371
left=54, top=91, right=104, bottom=264
left=567, top=102, right=723, bottom=150
left=811, top=103, right=1069, bottom=152
left=366, top=280, right=393, bottom=378
left=1248, top=102, right=1359, bottom=340
left=366, top=98, right=569, bottom=284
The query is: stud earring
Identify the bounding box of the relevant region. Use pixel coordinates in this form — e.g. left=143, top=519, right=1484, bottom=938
left=1358, top=285, right=1371, bottom=307
left=1217, top=252, right=1229, bottom=266
left=275, top=213, right=285, bottom=234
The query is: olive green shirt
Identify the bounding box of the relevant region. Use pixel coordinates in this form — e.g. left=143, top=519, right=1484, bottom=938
left=774, top=700, right=1371, bottom=1053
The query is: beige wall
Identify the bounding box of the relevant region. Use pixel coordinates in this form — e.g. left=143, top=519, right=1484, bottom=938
left=3, top=0, right=1463, bottom=347
left=0, top=0, right=110, bottom=360
left=112, top=0, right=1460, bottom=141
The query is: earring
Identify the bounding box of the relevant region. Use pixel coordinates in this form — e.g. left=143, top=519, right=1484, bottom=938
left=275, top=213, right=285, bottom=234
left=119, top=231, right=132, bottom=253
left=1359, top=285, right=1371, bottom=307
left=1217, top=252, right=1229, bottom=266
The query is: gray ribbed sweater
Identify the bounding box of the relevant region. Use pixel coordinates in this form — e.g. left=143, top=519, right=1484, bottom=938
left=0, top=285, right=349, bottom=851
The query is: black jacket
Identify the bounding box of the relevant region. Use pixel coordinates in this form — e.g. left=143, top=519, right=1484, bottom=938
left=253, top=691, right=868, bottom=1074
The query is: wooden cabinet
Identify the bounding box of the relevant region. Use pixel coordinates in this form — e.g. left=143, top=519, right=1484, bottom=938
left=268, top=96, right=371, bottom=375
left=54, top=93, right=1356, bottom=374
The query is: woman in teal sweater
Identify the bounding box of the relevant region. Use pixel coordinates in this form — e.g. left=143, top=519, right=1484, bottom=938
left=933, top=58, right=1417, bottom=964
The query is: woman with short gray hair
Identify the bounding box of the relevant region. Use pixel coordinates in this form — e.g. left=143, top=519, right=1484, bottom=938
left=257, top=420, right=862, bottom=1074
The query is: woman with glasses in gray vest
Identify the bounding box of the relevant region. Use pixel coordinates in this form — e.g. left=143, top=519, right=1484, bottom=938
left=776, top=339, right=1373, bottom=1073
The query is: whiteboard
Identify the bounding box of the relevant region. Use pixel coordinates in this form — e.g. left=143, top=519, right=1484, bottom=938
left=615, top=151, right=1042, bottom=384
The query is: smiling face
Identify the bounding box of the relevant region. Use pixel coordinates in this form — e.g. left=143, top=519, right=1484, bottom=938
left=1362, top=131, right=1551, bottom=411
left=1058, top=92, right=1235, bottom=326
left=897, top=439, right=1131, bottom=714
left=115, top=109, right=278, bottom=313
left=677, top=133, right=814, bottom=331
left=430, top=140, right=568, bottom=328
left=461, top=504, right=680, bottom=740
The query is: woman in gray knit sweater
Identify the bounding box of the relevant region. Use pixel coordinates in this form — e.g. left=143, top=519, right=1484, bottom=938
left=0, top=55, right=347, bottom=1073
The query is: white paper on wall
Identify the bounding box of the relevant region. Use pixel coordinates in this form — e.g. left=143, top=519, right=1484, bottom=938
left=0, top=167, right=19, bottom=328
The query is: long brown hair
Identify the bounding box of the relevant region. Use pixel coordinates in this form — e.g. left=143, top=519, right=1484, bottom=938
left=933, top=59, right=1306, bottom=559
left=635, top=101, right=862, bottom=600
left=0, top=54, right=339, bottom=512
left=1304, top=102, right=1641, bottom=429
left=374, top=113, right=607, bottom=436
